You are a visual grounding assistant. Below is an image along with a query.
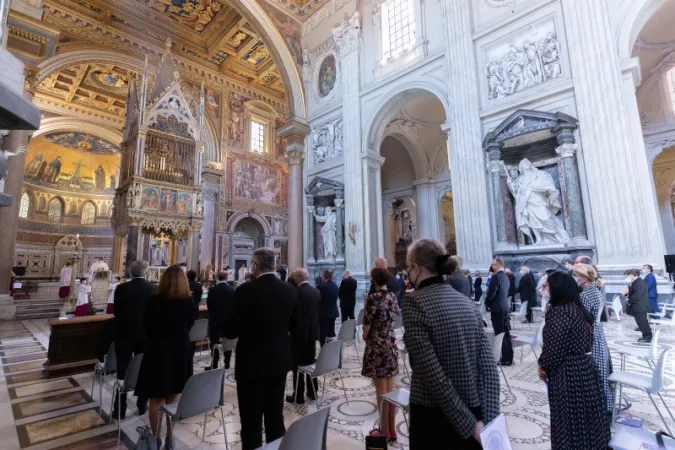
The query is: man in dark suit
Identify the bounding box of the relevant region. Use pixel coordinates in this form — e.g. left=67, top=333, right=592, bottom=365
left=485, top=257, right=513, bottom=365
left=225, top=248, right=300, bottom=450
left=187, top=270, right=203, bottom=306
left=113, top=260, right=155, bottom=418
left=516, top=266, right=537, bottom=323
left=286, top=268, right=320, bottom=404
left=505, top=268, right=517, bottom=312
left=205, top=270, right=235, bottom=370
left=276, top=265, right=287, bottom=282
left=338, top=270, right=357, bottom=322
left=367, top=257, right=398, bottom=295
left=447, top=256, right=470, bottom=297
left=624, top=268, right=653, bottom=343
left=317, top=269, right=339, bottom=346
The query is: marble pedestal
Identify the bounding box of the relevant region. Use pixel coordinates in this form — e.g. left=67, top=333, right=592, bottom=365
left=494, top=244, right=596, bottom=273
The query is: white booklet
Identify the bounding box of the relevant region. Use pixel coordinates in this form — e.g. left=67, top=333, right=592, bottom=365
left=480, top=413, right=513, bottom=450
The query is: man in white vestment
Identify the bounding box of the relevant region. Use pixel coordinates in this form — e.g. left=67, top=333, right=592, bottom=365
left=59, top=262, right=73, bottom=298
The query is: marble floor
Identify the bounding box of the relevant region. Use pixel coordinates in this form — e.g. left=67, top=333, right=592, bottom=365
left=0, top=312, right=670, bottom=449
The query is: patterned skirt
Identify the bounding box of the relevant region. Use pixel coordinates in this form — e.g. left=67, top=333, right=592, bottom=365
left=592, top=323, right=614, bottom=412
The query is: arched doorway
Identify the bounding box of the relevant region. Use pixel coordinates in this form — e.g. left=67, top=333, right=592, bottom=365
left=231, top=217, right=265, bottom=280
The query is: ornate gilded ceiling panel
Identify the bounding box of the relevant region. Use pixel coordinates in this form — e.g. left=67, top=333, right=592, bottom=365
left=138, top=0, right=230, bottom=32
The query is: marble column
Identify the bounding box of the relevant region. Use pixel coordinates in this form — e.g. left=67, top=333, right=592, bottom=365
left=186, top=229, right=200, bottom=271
left=562, top=0, right=664, bottom=266
left=200, top=184, right=218, bottom=269
left=413, top=179, right=441, bottom=241
left=307, top=203, right=316, bottom=262
left=124, top=226, right=140, bottom=278
left=334, top=12, right=366, bottom=277
left=334, top=196, right=344, bottom=260
left=168, top=238, right=178, bottom=265
left=111, top=234, right=125, bottom=276
left=227, top=232, right=234, bottom=268
left=440, top=1, right=493, bottom=268
left=388, top=206, right=397, bottom=264
left=279, top=120, right=309, bottom=270
left=555, top=142, right=587, bottom=240
left=487, top=150, right=507, bottom=246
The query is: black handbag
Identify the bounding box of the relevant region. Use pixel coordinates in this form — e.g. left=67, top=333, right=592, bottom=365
left=365, top=429, right=388, bottom=450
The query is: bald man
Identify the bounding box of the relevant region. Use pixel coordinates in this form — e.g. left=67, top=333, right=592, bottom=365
left=368, top=257, right=398, bottom=296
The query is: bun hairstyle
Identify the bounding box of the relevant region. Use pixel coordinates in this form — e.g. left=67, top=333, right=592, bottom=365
left=407, top=238, right=457, bottom=276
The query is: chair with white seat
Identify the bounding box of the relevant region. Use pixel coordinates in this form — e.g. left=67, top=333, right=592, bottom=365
left=606, top=295, right=622, bottom=321
left=492, top=333, right=512, bottom=393
left=158, top=368, right=229, bottom=449
left=609, top=348, right=674, bottom=435
left=614, top=328, right=668, bottom=370
left=514, top=321, right=545, bottom=365
left=337, top=319, right=359, bottom=364
left=356, top=309, right=365, bottom=343
left=531, top=298, right=548, bottom=322
left=296, top=340, right=349, bottom=411
left=510, top=302, right=532, bottom=330
left=109, top=353, right=143, bottom=438
left=189, top=319, right=209, bottom=356
left=380, top=388, right=410, bottom=429
left=610, top=425, right=675, bottom=450
left=650, top=309, right=675, bottom=333
left=91, top=342, right=116, bottom=405
left=397, top=341, right=410, bottom=377
left=256, top=406, right=331, bottom=450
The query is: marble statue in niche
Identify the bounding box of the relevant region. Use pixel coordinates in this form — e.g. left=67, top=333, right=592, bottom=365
left=504, top=158, right=569, bottom=245
left=312, top=119, right=343, bottom=163
left=484, top=21, right=561, bottom=100
left=313, top=206, right=337, bottom=258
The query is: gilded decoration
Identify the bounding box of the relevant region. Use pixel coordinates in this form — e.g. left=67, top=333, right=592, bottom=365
left=139, top=0, right=228, bottom=32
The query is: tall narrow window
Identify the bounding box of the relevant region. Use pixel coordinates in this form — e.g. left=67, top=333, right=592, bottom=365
left=48, top=198, right=62, bottom=223
left=19, top=193, right=30, bottom=218
left=382, top=0, right=415, bottom=60
left=250, top=120, right=266, bottom=153
left=668, top=68, right=675, bottom=113
left=81, top=202, right=96, bottom=225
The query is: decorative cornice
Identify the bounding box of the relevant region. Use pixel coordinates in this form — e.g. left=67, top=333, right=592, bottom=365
left=332, top=11, right=361, bottom=58
left=32, top=94, right=124, bottom=126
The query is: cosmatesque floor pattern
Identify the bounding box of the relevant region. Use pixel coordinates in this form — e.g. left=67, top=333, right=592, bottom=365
left=0, top=313, right=671, bottom=449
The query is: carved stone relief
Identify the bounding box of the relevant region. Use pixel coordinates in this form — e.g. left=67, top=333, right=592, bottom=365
left=484, top=19, right=562, bottom=101
left=312, top=119, right=343, bottom=164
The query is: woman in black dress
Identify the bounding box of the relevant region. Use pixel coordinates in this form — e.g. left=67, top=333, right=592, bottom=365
left=136, top=265, right=196, bottom=448
left=538, top=272, right=610, bottom=449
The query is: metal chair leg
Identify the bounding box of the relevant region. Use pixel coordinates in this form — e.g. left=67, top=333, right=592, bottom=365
left=155, top=410, right=164, bottom=439
left=202, top=412, right=207, bottom=441
left=353, top=340, right=360, bottom=363
left=309, top=372, right=320, bottom=411
left=293, top=369, right=301, bottom=403
left=90, top=368, right=97, bottom=398
left=99, top=373, right=104, bottom=407
left=657, top=392, right=675, bottom=423
left=531, top=346, right=538, bottom=360
left=499, top=366, right=512, bottom=394
left=649, top=393, right=673, bottom=436
left=322, top=375, right=326, bottom=399
left=338, top=369, right=349, bottom=404
left=220, top=406, right=229, bottom=450
left=108, top=385, right=116, bottom=424
left=117, top=390, right=122, bottom=439
left=402, top=410, right=409, bottom=430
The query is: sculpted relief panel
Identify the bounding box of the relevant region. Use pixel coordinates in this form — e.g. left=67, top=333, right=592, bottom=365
left=484, top=18, right=562, bottom=101
left=312, top=119, right=343, bottom=164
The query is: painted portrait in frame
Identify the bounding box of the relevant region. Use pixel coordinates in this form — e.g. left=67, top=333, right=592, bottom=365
left=317, top=55, right=337, bottom=98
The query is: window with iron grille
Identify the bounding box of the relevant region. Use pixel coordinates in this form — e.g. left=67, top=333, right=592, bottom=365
left=250, top=120, right=266, bottom=153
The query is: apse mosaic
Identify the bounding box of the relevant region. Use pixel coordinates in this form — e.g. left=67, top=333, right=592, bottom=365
left=233, top=160, right=281, bottom=204
left=24, top=134, right=120, bottom=195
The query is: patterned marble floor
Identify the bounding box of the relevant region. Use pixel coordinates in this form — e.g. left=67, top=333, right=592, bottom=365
left=0, top=313, right=670, bottom=449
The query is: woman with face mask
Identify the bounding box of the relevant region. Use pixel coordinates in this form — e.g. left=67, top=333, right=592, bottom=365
left=572, top=264, right=613, bottom=422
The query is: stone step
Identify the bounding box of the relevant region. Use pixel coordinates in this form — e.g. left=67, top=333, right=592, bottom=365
left=15, top=311, right=61, bottom=320
left=16, top=304, right=62, bottom=311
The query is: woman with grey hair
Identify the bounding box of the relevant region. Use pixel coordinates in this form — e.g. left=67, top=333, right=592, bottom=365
left=403, top=238, right=499, bottom=448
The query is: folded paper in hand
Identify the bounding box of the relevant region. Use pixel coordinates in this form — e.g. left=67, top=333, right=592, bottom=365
left=480, top=413, right=513, bottom=450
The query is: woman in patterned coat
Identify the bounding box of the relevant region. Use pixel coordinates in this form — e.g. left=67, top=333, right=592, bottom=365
left=572, top=263, right=613, bottom=419
left=538, top=272, right=610, bottom=449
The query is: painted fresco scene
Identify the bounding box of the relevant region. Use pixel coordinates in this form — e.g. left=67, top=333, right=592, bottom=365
left=234, top=160, right=281, bottom=204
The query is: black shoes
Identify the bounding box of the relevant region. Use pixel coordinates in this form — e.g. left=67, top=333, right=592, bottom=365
left=498, top=361, right=513, bottom=367
left=638, top=337, right=652, bottom=343
left=286, top=394, right=305, bottom=404
left=111, top=410, right=126, bottom=420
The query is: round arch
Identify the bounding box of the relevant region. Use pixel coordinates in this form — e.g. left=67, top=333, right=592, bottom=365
left=226, top=211, right=273, bottom=236
left=617, top=0, right=666, bottom=60
left=34, top=117, right=123, bottom=144
left=382, top=131, right=430, bottom=179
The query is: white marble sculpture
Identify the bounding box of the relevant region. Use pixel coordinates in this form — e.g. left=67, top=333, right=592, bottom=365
left=313, top=206, right=337, bottom=258
left=0, top=130, right=25, bottom=194
left=504, top=158, right=570, bottom=246
left=484, top=27, right=561, bottom=100
left=312, top=119, right=343, bottom=163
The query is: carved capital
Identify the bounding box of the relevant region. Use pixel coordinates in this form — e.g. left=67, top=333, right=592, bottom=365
left=555, top=142, right=578, bottom=159
left=488, top=160, right=502, bottom=173
left=203, top=187, right=218, bottom=202
left=334, top=198, right=344, bottom=208
left=307, top=205, right=315, bottom=214
left=285, top=148, right=305, bottom=165
left=332, top=12, right=361, bottom=57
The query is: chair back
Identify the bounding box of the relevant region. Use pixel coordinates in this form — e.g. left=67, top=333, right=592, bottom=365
left=393, top=313, right=403, bottom=330
left=492, top=333, right=506, bottom=363
left=279, top=407, right=331, bottom=450
left=175, top=368, right=225, bottom=419
left=649, top=328, right=663, bottom=361
left=222, top=338, right=238, bottom=352
left=337, top=319, right=356, bottom=341
left=314, top=340, right=343, bottom=377
left=651, top=348, right=672, bottom=393
left=356, top=309, right=365, bottom=325
left=122, top=353, right=143, bottom=392
left=189, top=319, right=209, bottom=342
left=516, top=302, right=527, bottom=317
left=612, top=295, right=622, bottom=315
left=533, top=320, right=545, bottom=346
left=104, top=342, right=117, bottom=372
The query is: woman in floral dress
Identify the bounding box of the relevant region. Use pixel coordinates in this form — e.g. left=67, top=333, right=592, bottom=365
left=362, top=267, right=400, bottom=443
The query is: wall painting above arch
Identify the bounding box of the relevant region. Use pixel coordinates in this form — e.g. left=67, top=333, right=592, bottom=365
left=233, top=160, right=281, bottom=204
left=24, top=133, right=121, bottom=195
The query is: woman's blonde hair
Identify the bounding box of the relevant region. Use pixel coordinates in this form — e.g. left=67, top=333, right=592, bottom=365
left=155, top=265, right=191, bottom=300
left=572, top=263, right=598, bottom=283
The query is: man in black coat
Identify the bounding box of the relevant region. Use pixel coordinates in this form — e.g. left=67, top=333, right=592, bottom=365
left=187, top=270, right=203, bottom=306
left=367, top=257, right=398, bottom=295
left=447, top=256, right=470, bottom=297
left=276, top=265, right=287, bottom=282
left=317, top=269, right=339, bottom=346
left=505, top=269, right=517, bottom=312
left=206, top=270, right=235, bottom=370
left=225, top=248, right=300, bottom=450
left=485, top=258, right=513, bottom=365
left=624, top=268, right=653, bottom=343
left=113, top=260, right=156, bottom=418
left=338, top=270, right=357, bottom=322
left=516, top=266, right=537, bottom=323
left=286, top=268, right=320, bottom=404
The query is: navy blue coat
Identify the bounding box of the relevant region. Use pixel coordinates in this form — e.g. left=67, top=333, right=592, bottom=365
left=317, top=280, right=340, bottom=320
left=485, top=270, right=510, bottom=313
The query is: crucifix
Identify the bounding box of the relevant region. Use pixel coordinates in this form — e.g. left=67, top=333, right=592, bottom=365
left=155, top=233, right=170, bottom=248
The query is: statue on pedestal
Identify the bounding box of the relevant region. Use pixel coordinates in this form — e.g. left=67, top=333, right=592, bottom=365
left=313, top=206, right=337, bottom=259
left=504, top=158, right=570, bottom=245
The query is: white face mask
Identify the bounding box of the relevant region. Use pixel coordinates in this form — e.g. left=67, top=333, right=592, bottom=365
left=573, top=276, right=583, bottom=287
left=625, top=277, right=632, bottom=284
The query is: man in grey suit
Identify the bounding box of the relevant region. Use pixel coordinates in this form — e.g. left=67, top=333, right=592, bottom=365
left=485, top=257, right=513, bottom=365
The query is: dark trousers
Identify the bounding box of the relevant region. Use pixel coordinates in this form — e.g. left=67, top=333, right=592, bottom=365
left=341, top=306, right=355, bottom=323
left=525, top=297, right=534, bottom=322
left=649, top=296, right=660, bottom=316
left=114, top=340, right=148, bottom=412
left=634, top=312, right=653, bottom=339
left=237, top=375, right=287, bottom=450
left=491, top=310, right=513, bottom=364
left=290, top=341, right=318, bottom=400
left=409, top=403, right=482, bottom=449
left=319, top=318, right=336, bottom=346
left=209, top=329, right=231, bottom=369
